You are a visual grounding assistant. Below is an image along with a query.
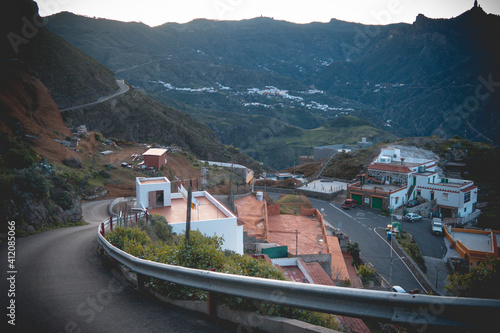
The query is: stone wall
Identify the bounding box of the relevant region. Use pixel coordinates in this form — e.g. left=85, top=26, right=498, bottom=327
left=297, top=253, right=333, bottom=277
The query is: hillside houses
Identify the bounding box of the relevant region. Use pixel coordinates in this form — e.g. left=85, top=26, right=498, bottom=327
left=347, top=147, right=479, bottom=224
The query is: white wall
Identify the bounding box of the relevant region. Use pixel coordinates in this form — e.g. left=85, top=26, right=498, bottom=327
left=170, top=217, right=242, bottom=254
left=136, top=177, right=171, bottom=209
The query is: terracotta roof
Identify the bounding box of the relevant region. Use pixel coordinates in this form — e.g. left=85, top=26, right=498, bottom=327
left=368, top=163, right=412, bottom=173
left=461, top=184, right=477, bottom=192
left=303, top=262, right=335, bottom=285
left=327, top=236, right=350, bottom=281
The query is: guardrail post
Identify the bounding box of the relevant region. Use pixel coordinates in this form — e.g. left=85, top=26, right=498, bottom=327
left=137, top=273, right=145, bottom=292
left=110, top=217, right=113, bottom=232
left=100, top=222, right=105, bottom=237
left=208, top=268, right=218, bottom=320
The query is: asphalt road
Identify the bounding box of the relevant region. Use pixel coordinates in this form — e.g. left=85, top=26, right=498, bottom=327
left=268, top=193, right=446, bottom=292
left=59, top=79, right=129, bottom=112
left=0, top=199, right=235, bottom=332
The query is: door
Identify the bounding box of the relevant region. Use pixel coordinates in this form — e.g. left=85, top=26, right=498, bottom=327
left=372, top=196, right=383, bottom=210
left=351, top=194, right=363, bottom=205
left=148, top=191, right=155, bottom=208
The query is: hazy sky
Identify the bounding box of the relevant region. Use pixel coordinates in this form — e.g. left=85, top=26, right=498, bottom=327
left=36, top=0, right=500, bottom=27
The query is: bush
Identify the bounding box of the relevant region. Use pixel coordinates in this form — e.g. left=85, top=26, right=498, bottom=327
left=63, top=158, right=83, bottom=168
left=13, top=166, right=52, bottom=200
left=106, top=227, right=152, bottom=251
left=139, top=214, right=176, bottom=245
left=94, top=132, right=104, bottom=142
left=357, top=263, right=376, bottom=277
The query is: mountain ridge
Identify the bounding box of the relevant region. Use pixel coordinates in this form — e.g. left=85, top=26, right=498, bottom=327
left=44, top=6, right=500, bottom=153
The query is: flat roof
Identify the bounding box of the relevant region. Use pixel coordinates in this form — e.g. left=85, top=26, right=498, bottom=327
left=349, top=183, right=405, bottom=193
left=268, top=214, right=328, bottom=255
left=137, top=177, right=170, bottom=185
left=148, top=196, right=229, bottom=223
left=234, top=195, right=266, bottom=238
left=452, top=230, right=494, bottom=253
left=143, top=148, right=167, bottom=156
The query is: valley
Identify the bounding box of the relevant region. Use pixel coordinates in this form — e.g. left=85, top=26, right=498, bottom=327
left=44, top=7, right=500, bottom=169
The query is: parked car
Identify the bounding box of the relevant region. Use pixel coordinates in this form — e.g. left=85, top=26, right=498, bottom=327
left=391, top=286, right=407, bottom=293
left=406, top=199, right=419, bottom=207
left=431, top=217, right=443, bottom=235
left=403, top=213, right=422, bottom=222
left=341, top=199, right=357, bottom=209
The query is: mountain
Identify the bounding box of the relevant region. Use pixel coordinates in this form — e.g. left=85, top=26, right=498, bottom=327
left=44, top=5, right=500, bottom=169
left=0, top=0, right=262, bottom=231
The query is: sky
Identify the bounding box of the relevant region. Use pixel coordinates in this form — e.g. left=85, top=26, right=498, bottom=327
left=36, top=0, right=500, bottom=27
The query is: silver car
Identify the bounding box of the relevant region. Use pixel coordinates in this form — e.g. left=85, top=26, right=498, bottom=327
left=403, top=213, right=422, bottom=222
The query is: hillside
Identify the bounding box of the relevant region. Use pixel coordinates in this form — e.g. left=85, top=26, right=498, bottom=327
left=0, top=0, right=263, bottom=233
left=44, top=5, right=500, bottom=169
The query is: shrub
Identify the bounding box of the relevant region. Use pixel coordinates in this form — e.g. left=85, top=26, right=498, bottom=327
left=94, top=132, right=104, bottom=142
left=139, top=214, right=176, bottom=245
left=357, top=263, right=376, bottom=277
left=13, top=166, right=52, bottom=200
left=106, top=227, right=152, bottom=250
left=63, top=157, right=83, bottom=168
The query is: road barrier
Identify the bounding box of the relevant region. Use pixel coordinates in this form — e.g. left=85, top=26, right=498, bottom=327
left=97, top=220, right=500, bottom=330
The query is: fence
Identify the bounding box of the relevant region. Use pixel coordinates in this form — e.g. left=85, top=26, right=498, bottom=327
left=97, top=220, right=500, bottom=330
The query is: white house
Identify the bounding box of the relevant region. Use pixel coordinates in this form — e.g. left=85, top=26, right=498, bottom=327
left=347, top=147, right=479, bottom=221
left=136, top=177, right=243, bottom=254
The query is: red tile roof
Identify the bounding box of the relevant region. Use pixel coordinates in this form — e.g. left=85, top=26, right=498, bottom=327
left=368, top=163, right=412, bottom=173
left=461, top=184, right=477, bottom=192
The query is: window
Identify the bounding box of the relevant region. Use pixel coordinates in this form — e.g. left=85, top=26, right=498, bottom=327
left=464, top=191, right=471, bottom=203
left=395, top=197, right=399, bottom=204
left=443, top=193, right=449, bottom=201
left=430, top=192, right=435, bottom=201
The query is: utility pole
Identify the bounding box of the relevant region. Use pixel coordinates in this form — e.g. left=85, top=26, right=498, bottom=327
left=296, top=229, right=298, bottom=256
left=185, top=180, right=192, bottom=245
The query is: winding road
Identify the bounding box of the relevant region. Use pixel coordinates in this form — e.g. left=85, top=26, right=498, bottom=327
left=59, top=79, right=129, bottom=112
left=0, top=200, right=235, bottom=332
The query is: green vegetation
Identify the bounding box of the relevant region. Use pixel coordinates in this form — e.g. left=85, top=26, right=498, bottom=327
left=346, top=242, right=361, bottom=267
left=395, top=232, right=426, bottom=273
left=357, top=263, right=376, bottom=278
left=105, top=227, right=339, bottom=330
left=445, top=256, right=500, bottom=299
left=276, top=194, right=312, bottom=215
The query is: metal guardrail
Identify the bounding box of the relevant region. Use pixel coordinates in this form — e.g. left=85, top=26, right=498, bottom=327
left=97, top=221, right=500, bottom=330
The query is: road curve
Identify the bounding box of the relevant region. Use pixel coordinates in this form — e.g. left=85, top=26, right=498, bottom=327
left=1, top=200, right=234, bottom=332
left=59, top=79, right=130, bottom=112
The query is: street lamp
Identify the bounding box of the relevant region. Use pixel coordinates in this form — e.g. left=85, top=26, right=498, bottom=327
left=390, top=256, right=405, bottom=286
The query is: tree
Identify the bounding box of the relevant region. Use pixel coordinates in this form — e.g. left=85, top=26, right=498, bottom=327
left=347, top=242, right=361, bottom=266
left=445, top=256, right=500, bottom=299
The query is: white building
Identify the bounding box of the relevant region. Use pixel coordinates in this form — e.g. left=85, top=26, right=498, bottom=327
left=136, top=177, right=243, bottom=254
left=347, top=148, right=479, bottom=221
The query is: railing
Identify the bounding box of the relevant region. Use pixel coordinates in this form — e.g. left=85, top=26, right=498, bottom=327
left=97, top=221, right=500, bottom=330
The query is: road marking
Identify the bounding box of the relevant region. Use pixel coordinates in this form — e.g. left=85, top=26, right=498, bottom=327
left=372, top=227, right=427, bottom=292
left=357, top=212, right=365, bottom=217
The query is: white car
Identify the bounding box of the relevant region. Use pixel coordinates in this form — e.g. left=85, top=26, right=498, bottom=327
left=431, top=218, right=443, bottom=235
left=403, top=213, right=422, bottom=222
left=391, top=286, right=406, bottom=293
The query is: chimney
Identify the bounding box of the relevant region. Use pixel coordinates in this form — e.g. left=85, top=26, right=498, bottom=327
left=401, top=157, right=405, bottom=165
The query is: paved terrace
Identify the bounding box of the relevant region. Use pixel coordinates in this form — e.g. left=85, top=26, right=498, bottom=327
left=298, top=179, right=347, bottom=194
left=449, top=229, right=494, bottom=253
left=234, top=194, right=266, bottom=238
left=348, top=182, right=404, bottom=193
left=267, top=213, right=328, bottom=256
left=149, top=196, right=228, bottom=223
